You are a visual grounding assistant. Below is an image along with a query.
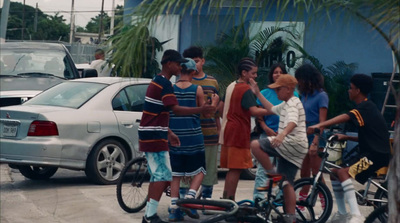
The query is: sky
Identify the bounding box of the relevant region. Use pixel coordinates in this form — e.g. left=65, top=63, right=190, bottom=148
left=2, top=0, right=124, bottom=27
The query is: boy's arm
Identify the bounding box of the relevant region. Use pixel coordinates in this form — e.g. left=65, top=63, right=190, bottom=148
left=249, top=79, right=273, bottom=110
left=168, top=128, right=180, bottom=147
left=271, top=122, right=296, bottom=147
left=170, top=103, right=215, bottom=116
left=307, top=113, right=350, bottom=135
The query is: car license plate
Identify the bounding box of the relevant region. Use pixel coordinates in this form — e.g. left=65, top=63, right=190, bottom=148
left=2, top=124, right=18, bottom=137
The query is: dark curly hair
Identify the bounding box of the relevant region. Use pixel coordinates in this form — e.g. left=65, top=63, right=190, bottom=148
left=351, top=74, right=373, bottom=96
left=183, top=46, right=203, bottom=59
left=295, top=63, right=324, bottom=95
left=268, top=63, right=287, bottom=84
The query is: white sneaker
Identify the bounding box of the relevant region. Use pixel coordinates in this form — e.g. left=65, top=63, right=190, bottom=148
left=329, top=212, right=351, bottom=223
left=348, top=215, right=365, bottom=223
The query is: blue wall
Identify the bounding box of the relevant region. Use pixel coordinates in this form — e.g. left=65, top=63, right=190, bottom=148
left=124, top=1, right=394, bottom=75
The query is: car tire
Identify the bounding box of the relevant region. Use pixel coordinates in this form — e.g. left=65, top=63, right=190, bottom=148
left=86, top=139, right=128, bottom=185
left=18, top=165, right=58, bottom=180
left=240, top=168, right=256, bottom=180
left=240, top=155, right=258, bottom=180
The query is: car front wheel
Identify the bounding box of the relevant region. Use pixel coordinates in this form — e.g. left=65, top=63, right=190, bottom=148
left=18, top=165, right=58, bottom=180
left=86, top=139, right=128, bottom=185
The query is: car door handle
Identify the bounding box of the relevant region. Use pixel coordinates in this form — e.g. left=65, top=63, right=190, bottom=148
left=121, top=121, right=133, bottom=128
left=135, top=119, right=141, bottom=123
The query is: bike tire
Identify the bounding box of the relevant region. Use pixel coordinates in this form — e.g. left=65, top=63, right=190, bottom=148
left=177, top=199, right=235, bottom=223
left=373, top=186, right=388, bottom=223
left=365, top=204, right=388, bottom=223
left=293, top=178, right=333, bottom=223
left=116, top=157, right=149, bottom=213
left=176, top=198, right=233, bottom=211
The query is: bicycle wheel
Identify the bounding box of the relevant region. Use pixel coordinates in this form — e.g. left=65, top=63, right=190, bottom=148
left=373, top=184, right=388, bottom=222
left=293, top=178, right=333, bottom=223
left=116, top=157, right=149, bottom=213
left=177, top=198, right=235, bottom=223
left=365, top=204, right=388, bottom=223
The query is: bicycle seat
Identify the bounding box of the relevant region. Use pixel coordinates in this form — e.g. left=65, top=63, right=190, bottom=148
left=374, top=166, right=388, bottom=177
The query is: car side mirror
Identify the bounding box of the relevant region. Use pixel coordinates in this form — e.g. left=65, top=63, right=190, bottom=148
left=81, top=68, right=98, bottom=78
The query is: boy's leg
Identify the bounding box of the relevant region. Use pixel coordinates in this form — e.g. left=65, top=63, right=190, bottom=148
left=143, top=151, right=172, bottom=221
left=250, top=139, right=274, bottom=171
left=276, top=157, right=298, bottom=216
left=222, top=169, right=242, bottom=200
left=201, top=145, right=218, bottom=199
left=253, top=164, right=267, bottom=200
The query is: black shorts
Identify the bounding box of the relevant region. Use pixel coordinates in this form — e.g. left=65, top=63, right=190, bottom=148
left=350, top=152, right=391, bottom=184
left=259, top=138, right=299, bottom=185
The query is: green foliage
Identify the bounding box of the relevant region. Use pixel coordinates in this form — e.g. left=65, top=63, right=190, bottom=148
left=108, top=25, right=168, bottom=77
left=323, top=61, right=358, bottom=118
left=202, top=23, right=299, bottom=95
left=3, top=2, right=69, bottom=41
left=84, top=5, right=124, bottom=35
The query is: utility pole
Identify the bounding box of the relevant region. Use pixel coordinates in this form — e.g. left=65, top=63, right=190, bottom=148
left=0, top=0, right=11, bottom=42
left=69, top=0, right=75, bottom=43
left=34, top=3, right=38, bottom=32
left=21, top=0, right=25, bottom=40
left=98, top=0, right=105, bottom=44
left=110, top=0, right=115, bottom=35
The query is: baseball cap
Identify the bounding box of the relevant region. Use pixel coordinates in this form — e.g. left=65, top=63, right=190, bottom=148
left=268, top=74, right=298, bottom=89
left=161, top=49, right=188, bottom=64
left=181, top=58, right=198, bottom=72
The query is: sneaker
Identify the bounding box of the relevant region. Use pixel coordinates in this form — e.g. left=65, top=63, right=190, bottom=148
left=348, top=215, right=365, bottom=223
left=142, top=214, right=168, bottom=223
left=168, top=207, right=184, bottom=222
left=181, top=207, right=199, bottom=219
left=295, top=208, right=309, bottom=220
left=329, top=212, right=351, bottom=223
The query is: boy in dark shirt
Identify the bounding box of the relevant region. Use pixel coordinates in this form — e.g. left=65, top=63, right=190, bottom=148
left=307, top=74, right=391, bottom=223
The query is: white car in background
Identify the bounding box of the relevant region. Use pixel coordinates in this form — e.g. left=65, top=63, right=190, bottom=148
left=0, top=77, right=150, bottom=184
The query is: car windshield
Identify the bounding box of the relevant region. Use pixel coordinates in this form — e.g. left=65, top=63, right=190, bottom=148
left=0, top=48, right=69, bottom=78
left=24, top=82, right=107, bottom=108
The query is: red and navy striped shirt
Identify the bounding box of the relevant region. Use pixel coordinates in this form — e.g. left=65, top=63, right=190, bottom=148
left=139, top=75, right=178, bottom=152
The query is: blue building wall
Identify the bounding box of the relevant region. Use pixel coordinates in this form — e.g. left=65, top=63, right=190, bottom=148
left=124, top=1, right=393, bottom=75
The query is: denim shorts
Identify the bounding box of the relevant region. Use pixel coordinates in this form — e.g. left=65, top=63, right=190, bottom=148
left=259, top=138, right=299, bottom=185
left=145, top=151, right=172, bottom=182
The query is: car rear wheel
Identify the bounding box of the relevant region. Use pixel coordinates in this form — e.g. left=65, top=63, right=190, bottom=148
left=240, top=155, right=258, bottom=180
left=86, top=139, right=128, bottom=185
left=18, top=165, right=58, bottom=180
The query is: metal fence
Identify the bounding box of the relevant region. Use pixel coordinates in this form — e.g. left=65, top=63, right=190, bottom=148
left=68, top=43, right=98, bottom=64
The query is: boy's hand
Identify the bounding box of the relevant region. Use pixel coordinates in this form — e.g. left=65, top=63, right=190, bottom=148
left=307, top=124, right=320, bottom=135
left=249, top=78, right=260, bottom=95
left=334, top=133, right=348, bottom=141
left=202, top=104, right=216, bottom=117
left=271, top=133, right=284, bottom=147
left=210, top=93, right=219, bottom=107
left=168, top=131, right=180, bottom=147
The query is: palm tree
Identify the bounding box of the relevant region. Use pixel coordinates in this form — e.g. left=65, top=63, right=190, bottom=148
left=108, top=1, right=399, bottom=221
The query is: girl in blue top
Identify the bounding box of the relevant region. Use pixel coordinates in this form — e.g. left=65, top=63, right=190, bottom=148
left=295, top=64, right=329, bottom=213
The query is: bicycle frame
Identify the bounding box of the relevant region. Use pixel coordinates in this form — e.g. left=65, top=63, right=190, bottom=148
left=307, top=134, right=388, bottom=209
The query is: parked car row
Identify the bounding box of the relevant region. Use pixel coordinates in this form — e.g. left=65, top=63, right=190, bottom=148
left=0, top=42, right=97, bottom=107
left=0, top=77, right=150, bottom=184
left=0, top=41, right=258, bottom=184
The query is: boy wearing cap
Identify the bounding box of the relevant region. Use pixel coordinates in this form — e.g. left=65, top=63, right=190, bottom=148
left=167, top=58, right=219, bottom=221
left=139, top=50, right=216, bottom=223
left=249, top=74, right=308, bottom=223
left=307, top=74, right=391, bottom=223
left=183, top=46, right=220, bottom=201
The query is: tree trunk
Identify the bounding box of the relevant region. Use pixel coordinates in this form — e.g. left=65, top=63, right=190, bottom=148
left=388, top=100, right=399, bottom=223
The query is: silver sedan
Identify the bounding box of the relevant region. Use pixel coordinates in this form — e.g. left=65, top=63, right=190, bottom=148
left=0, top=77, right=150, bottom=184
